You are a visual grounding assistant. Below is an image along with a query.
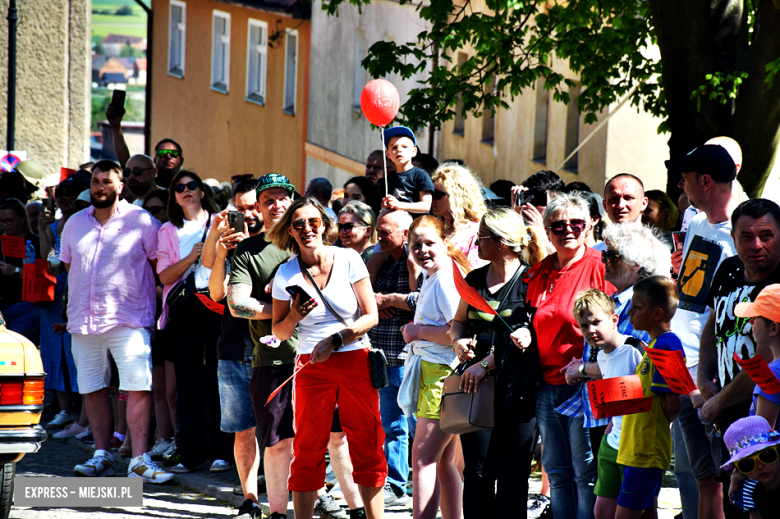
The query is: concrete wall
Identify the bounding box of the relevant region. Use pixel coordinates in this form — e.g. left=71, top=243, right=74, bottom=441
left=0, top=1, right=91, bottom=175
left=150, top=0, right=310, bottom=188
left=305, top=0, right=431, bottom=188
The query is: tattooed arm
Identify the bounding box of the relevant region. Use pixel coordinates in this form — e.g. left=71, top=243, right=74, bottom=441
left=228, top=283, right=273, bottom=320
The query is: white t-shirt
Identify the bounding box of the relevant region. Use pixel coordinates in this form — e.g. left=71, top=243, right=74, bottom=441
left=411, top=266, right=460, bottom=365
left=272, top=247, right=370, bottom=354
left=177, top=214, right=211, bottom=289
left=670, top=212, right=736, bottom=371
left=597, top=341, right=643, bottom=450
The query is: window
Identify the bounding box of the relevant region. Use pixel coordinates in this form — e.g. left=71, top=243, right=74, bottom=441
left=246, top=19, right=267, bottom=104
left=283, top=29, right=298, bottom=114
left=168, top=0, right=186, bottom=77
left=453, top=52, right=467, bottom=135
left=481, top=74, right=496, bottom=144
left=564, top=83, right=582, bottom=172
left=211, top=10, right=230, bottom=93
left=353, top=35, right=365, bottom=109
left=533, top=77, right=549, bottom=162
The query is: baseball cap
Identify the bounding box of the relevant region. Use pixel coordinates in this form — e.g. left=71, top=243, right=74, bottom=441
left=734, top=284, right=780, bottom=323
left=77, top=189, right=91, bottom=204
left=664, top=144, right=736, bottom=182
left=382, top=126, right=417, bottom=147
left=59, top=171, right=91, bottom=192
left=256, top=173, right=295, bottom=197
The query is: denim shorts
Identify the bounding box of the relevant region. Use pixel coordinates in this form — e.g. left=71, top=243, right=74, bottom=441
left=218, top=359, right=257, bottom=433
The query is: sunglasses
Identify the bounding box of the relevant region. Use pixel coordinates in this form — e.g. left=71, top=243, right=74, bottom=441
left=156, top=149, right=181, bottom=159
left=55, top=188, right=80, bottom=198
left=432, top=189, right=448, bottom=200
left=475, top=233, right=499, bottom=242
left=174, top=181, right=199, bottom=193
left=338, top=222, right=366, bottom=233
left=601, top=250, right=623, bottom=264
left=547, top=219, right=586, bottom=236
left=735, top=446, right=779, bottom=474
left=146, top=205, right=166, bottom=215
left=292, top=217, right=322, bottom=232
left=124, top=167, right=153, bottom=178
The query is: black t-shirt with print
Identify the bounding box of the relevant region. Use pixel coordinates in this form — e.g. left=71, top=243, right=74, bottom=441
left=707, top=256, right=780, bottom=389
left=377, top=166, right=434, bottom=203
left=464, top=263, right=540, bottom=420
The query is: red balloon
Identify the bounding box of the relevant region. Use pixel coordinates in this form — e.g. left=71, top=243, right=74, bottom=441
left=360, top=79, right=400, bottom=127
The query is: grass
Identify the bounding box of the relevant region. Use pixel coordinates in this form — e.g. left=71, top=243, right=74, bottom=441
left=92, top=0, right=148, bottom=40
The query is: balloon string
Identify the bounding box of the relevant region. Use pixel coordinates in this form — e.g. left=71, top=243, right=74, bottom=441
left=381, top=127, right=388, bottom=199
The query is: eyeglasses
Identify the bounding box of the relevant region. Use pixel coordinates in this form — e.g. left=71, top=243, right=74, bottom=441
left=601, top=250, right=623, bottom=264
left=292, top=217, right=323, bottom=232
left=124, top=167, right=153, bottom=178
left=432, top=189, right=448, bottom=200
left=338, top=222, right=366, bottom=233
left=231, top=174, right=254, bottom=184
left=547, top=219, right=586, bottom=236
left=0, top=218, right=17, bottom=225
left=475, top=233, right=499, bottom=242
left=735, top=446, right=779, bottom=474
left=146, top=205, right=166, bottom=215
left=174, top=181, right=198, bottom=193
left=156, top=149, right=181, bottom=159
left=55, top=188, right=80, bottom=198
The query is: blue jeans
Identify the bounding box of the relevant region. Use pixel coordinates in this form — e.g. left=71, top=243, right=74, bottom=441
left=536, top=383, right=596, bottom=519
left=379, top=365, right=416, bottom=493
left=673, top=417, right=699, bottom=519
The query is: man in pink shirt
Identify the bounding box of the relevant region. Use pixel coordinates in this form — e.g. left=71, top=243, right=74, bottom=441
left=60, top=160, right=172, bottom=484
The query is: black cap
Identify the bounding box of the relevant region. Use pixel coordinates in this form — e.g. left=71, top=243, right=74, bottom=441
left=664, top=144, right=736, bottom=182
left=59, top=171, right=91, bottom=191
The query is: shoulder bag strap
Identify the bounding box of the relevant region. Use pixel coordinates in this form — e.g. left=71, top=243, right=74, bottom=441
left=297, top=255, right=349, bottom=327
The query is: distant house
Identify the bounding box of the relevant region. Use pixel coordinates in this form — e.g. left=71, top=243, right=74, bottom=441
left=133, top=59, right=147, bottom=86
left=91, top=55, right=109, bottom=83
left=102, top=34, right=147, bottom=57
left=101, top=72, right=128, bottom=90
left=118, top=57, right=137, bottom=74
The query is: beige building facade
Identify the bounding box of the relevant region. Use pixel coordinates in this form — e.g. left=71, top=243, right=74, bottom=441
left=0, top=1, right=91, bottom=174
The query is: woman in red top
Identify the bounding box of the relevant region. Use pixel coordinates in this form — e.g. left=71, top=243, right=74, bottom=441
left=526, top=192, right=613, bottom=519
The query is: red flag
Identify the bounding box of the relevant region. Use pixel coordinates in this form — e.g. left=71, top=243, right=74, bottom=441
left=452, top=258, right=496, bottom=315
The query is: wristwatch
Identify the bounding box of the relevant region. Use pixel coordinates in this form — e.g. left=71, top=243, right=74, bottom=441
left=331, top=332, right=344, bottom=351
left=480, top=360, right=489, bottom=370
left=578, top=362, right=587, bottom=377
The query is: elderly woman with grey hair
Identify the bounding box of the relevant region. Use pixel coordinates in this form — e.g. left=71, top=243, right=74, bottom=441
left=525, top=192, right=613, bottom=519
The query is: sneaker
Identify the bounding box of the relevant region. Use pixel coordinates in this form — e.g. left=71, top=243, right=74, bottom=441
left=75, top=426, right=93, bottom=441
left=79, top=432, right=95, bottom=444
left=148, top=437, right=173, bottom=460
left=162, top=441, right=180, bottom=465
left=170, top=463, right=193, bottom=474
left=109, top=436, right=123, bottom=451
left=314, top=493, right=347, bottom=519
left=349, top=508, right=367, bottom=519
left=46, top=410, right=75, bottom=429
left=210, top=459, right=233, bottom=473
left=236, top=498, right=263, bottom=518
left=74, top=449, right=115, bottom=477
left=383, top=483, right=411, bottom=508
left=269, top=514, right=287, bottom=519
left=52, top=423, right=89, bottom=439
left=527, top=494, right=550, bottom=519
left=128, top=453, right=174, bottom=484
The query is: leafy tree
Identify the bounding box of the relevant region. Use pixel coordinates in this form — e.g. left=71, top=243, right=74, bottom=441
left=324, top=0, right=780, bottom=196
left=115, top=5, right=133, bottom=16
left=119, top=41, right=142, bottom=58
left=94, top=41, right=105, bottom=55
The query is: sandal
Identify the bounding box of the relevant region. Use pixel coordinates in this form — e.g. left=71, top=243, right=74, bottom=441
left=118, top=433, right=132, bottom=457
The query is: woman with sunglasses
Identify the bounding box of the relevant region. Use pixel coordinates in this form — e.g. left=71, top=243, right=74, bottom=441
left=430, top=164, right=488, bottom=269
left=157, top=170, right=233, bottom=474
left=268, top=197, right=385, bottom=519
left=722, top=416, right=780, bottom=519
left=0, top=198, right=41, bottom=341
left=448, top=208, right=546, bottom=518
left=344, top=176, right=381, bottom=215
left=525, top=192, right=614, bottom=519
left=337, top=201, right=377, bottom=263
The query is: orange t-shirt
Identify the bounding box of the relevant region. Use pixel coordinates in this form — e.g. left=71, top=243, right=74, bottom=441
left=526, top=247, right=614, bottom=384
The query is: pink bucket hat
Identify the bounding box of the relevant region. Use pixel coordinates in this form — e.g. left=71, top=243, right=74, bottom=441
left=721, top=416, right=780, bottom=471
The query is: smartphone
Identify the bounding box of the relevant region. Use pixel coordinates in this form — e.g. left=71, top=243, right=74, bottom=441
left=285, top=285, right=311, bottom=301
left=515, top=189, right=547, bottom=207
left=228, top=211, right=245, bottom=232
left=110, top=89, right=126, bottom=111
left=42, top=198, right=55, bottom=213
left=672, top=231, right=686, bottom=252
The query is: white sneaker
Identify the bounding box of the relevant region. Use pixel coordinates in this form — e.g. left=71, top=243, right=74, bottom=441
left=128, top=453, right=174, bottom=484
left=74, top=449, right=115, bottom=477
left=52, top=423, right=88, bottom=439
left=162, top=439, right=177, bottom=457
left=75, top=425, right=92, bottom=440
left=148, top=437, right=172, bottom=460
left=46, top=411, right=75, bottom=429
left=210, top=459, right=232, bottom=473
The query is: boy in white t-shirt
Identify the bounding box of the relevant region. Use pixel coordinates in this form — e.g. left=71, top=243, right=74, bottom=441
left=572, top=289, right=642, bottom=519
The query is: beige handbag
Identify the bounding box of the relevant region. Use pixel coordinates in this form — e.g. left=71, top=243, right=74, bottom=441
left=439, top=370, right=494, bottom=434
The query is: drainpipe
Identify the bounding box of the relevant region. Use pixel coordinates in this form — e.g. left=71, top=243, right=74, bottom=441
left=7, top=0, right=17, bottom=151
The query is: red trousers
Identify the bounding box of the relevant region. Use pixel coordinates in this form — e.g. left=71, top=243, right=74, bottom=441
left=289, top=348, right=387, bottom=491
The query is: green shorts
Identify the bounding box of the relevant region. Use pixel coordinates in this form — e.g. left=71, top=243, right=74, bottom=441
left=416, top=360, right=453, bottom=419
left=594, top=434, right=623, bottom=498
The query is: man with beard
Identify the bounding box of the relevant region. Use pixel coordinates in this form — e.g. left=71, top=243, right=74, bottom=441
left=60, top=160, right=172, bottom=483
left=124, top=154, right=160, bottom=206
left=364, top=150, right=396, bottom=184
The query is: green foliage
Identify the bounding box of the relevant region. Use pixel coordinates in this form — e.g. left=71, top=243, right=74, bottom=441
left=115, top=5, right=133, bottom=15
left=91, top=91, right=145, bottom=131
left=767, top=58, right=780, bottom=88
left=690, top=71, right=749, bottom=112
left=119, top=41, right=144, bottom=57
left=94, top=41, right=105, bottom=55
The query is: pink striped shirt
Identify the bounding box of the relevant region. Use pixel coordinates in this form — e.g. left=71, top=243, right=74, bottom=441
left=60, top=201, right=160, bottom=335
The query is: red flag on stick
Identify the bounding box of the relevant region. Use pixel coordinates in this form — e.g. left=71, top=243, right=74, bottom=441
left=452, top=258, right=496, bottom=315
left=265, top=359, right=311, bottom=405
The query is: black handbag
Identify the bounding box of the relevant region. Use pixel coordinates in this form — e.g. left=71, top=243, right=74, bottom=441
left=297, top=256, right=389, bottom=389
left=165, top=216, right=212, bottom=313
